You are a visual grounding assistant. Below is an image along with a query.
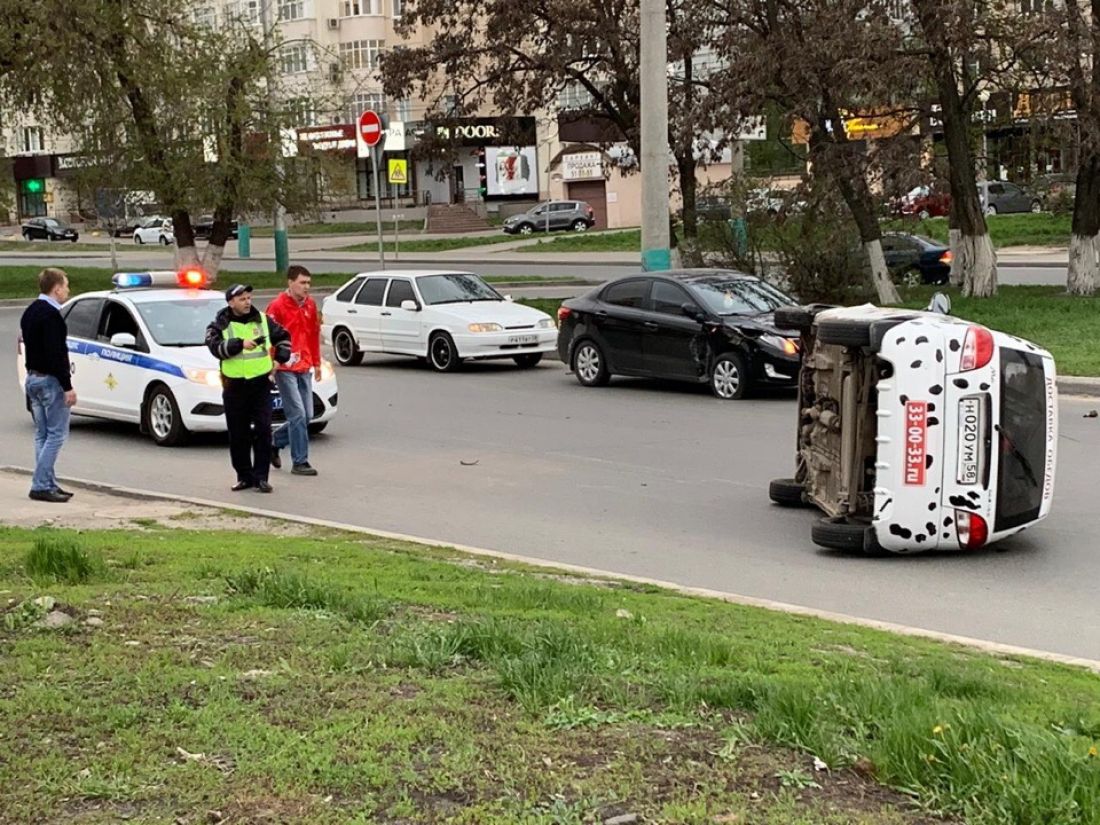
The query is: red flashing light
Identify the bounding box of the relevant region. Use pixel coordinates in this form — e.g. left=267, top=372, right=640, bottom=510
left=960, top=325, right=994, bottom=371
left=955, top=510, right=989, bottom=550
left=178, top=267, right=208, bottom=288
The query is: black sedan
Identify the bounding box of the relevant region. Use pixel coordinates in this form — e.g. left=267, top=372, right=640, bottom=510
left=881, top=232, right=951, bottom=286
left=193, top=215, right=239, bottom=240
left=556, top=269, right=801, bottom=400
left=21, top=217, right=79, bottom=242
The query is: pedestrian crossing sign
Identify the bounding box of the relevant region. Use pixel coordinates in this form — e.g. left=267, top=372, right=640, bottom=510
left=387, top=159, right=408, bottom=185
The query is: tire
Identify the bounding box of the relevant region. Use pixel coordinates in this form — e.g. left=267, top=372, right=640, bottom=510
left=22, top=231, right=32, bottom=242
left=816, top=318, right=873, bottom=348
left=518, top=223, right=535, bottom=236
left=768, top=478, right=806, bottom=507
left=811, top=517, right=871, bottom=553
left=903, top=267, right=923, bottom=288
left=985, top=204, right=998, bottom=216
left=774, top=306, right=814, bottom=333
left=70, top=237, right=77, bottom=243
left=332, top=327, right=363, bottom=367
left=144, top=385, right=187, bottom=446
left=918, top=209, right=930, bottom=220
left=710, top=352, right=750, bottom=400
left=428, top=331, right=462, bottom=372
left=135, top=234, right=144, bottom=244
left=513, top=353, right=543, bottom=369
left=159, top=235, right=170, bottom=245
left=571, top=219, right=589, bottom=232
left=308, top=422, right=327, bottom=435
left=572, top=339, right=610, bottom=387
left=1030, top=200, right=1042, bottom=213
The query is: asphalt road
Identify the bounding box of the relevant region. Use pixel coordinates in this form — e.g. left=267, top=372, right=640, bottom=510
left=2, top=304, right=1097, bottom=660
left=0, top=250, right=1072, bottom=287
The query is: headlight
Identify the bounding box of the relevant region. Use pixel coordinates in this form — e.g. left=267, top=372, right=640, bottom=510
left=468, top=323, right=503, bottom=333
left=184, top=366, right=222, bottom=387
left=759, top=334, right=799, bottom=356
left=537, top=318, right=555, bottom=329
left=319, top=360, right=335, bottom=382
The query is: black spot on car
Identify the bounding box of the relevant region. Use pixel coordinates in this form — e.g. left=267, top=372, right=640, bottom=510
left=929, top=384, right=943, bottom=395
left=915, top=336, right=929, bottom=345
left=949, top=339, right=961, bottom=352
left=928, top=416, right=940, bottom=426
left=911, top=360, right=922, bottom=369
left=949, top=495, right=980, bottom=511
left=967, top=490, right=980, bottom=500
left=926, top=454, right=934, bottom=469
left=935, top=487, right=941, bottom=494
left=926, top=522, right=936, bottom=535
left=900, top=394, right=909, bottom=406
left=944, top=516, right=953, bottom=526
left=980, top=383, right=990, bottom=391
left=936, top=350, right=943, bottom=363
left=928, top=403, right=936, bottom=412
left=915, top=534, right=927, bottom=543
left=889, top=524, right=913, bottom=539
left=943, top=532, right=951, bottom=539
left=953, top=378, right=970, bottom=389
left=928, top=502, right=936, bottom=511
left=896, top=337, right=906, bottom=344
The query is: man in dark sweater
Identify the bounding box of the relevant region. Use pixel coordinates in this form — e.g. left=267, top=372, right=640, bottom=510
left=21, top=268, right=76, bottom=503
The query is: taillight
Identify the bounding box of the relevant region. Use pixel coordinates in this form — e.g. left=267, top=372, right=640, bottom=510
left=939, top=250, right=953, bottom=265
left=955, top=510, right=989, bottom=550
left=557, top=306, right=572, bottom=323
left=960, top=325, right=994, bottom=371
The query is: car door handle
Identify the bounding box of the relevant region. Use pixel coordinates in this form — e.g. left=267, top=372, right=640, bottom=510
left=594, top=310, right=608, bottom=319
left=381, top=311, right=392, bottom=316
left=347, top=309, right=358, bottom=314
left=644, top=322, right=659, bottom=331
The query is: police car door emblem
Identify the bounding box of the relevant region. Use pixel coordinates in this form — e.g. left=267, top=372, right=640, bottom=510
left=105, top=373, right=118, bottom=390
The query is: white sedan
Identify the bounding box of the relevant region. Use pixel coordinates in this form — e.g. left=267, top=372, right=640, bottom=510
left=321, top=270, right=558, bottom=371
left=133, top=217, right=174, bottom=245
left=16, top=271, right=339, bottom=446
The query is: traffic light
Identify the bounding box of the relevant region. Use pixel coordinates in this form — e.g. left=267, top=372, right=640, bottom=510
left=22, top=178, right=44, bottom=194
left=477, top=148, right=487, bottom=196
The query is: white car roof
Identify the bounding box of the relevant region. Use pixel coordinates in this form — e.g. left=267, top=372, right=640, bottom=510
left=350, top=270, right=478, bottom=279
left=76, top=288, right=225, bottom=305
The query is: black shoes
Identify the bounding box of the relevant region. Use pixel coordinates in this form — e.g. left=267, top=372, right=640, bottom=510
left=291, top=463, right=318, bottom=476
left=231, top=481, right=252, bottom=492
left=29, top=489, right=70, bottom=503
left=270, top=447, right=282, bottom=469
left=54, top=487, right=73, bottom=498
left=255, top=481, right=273, bottom=493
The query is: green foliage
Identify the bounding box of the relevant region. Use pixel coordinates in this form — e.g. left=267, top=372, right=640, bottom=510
left=24, top=536, right=103, bottom=584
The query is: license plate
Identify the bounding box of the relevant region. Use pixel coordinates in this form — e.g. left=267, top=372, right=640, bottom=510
left=956, top=397, right=982, bottom=485
left=508, top=334, right=537, bottom=345
left=904, top=400, right=928, bottom=486
left=272, top=395, right=283, bottom=411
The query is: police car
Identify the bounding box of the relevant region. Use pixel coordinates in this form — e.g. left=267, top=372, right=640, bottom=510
left=768, top=295, right=1057, bottom=554
left=16, top=270, right=339, bottom=446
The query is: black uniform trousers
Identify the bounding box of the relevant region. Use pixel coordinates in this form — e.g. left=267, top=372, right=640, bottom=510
left=222, top=375, right=273, bottom=484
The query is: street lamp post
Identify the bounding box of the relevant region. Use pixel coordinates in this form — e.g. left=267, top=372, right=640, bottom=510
left=978, top=90, right=991, bottom=183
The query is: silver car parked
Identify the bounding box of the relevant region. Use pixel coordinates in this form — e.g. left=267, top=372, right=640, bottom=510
left=978, top=180, right=1043, bottom=216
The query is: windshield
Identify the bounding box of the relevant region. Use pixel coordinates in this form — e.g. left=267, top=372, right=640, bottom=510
left=134, top=297, right=224, bottom=346
left=688, top=278, right=796, bottom=316
left=995, top=347, right=1048, bottom=531
left=417, top=273, right=502, bottom=305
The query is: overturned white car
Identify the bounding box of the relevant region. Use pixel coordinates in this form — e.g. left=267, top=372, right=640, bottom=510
left=769, top=295, right=1057, bottom=554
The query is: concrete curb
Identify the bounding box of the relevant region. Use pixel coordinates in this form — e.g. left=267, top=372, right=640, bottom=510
left=3, top=465, right=1099, bottom=674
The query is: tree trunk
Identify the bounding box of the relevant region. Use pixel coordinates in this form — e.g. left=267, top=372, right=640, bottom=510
left=864, top=240, right=901, bottom=305
left=948, top=228, right=963, bottom=286
left=911, top=0, right=996, bottom=296
left=173, top=208, right=198, bottom=269
left=1067, top=154, right=1100, bottom=295
left=676, top=149, right=698, bottom=238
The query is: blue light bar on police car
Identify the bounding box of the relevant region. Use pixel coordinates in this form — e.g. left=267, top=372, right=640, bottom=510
left=112, top=269, right=210, bottom=289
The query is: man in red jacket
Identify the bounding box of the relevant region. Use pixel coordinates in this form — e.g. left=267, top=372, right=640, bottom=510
left=267, top=265, right=323, bottom=475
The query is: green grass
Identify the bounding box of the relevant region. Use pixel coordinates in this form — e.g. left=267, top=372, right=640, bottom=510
left=884, top=213, right=1073, bottom=248
left=23, top=536, right=104, bottom=584
left=338, top=234, right=521, bottom=253
left=248, top=220, right=425, bottom=236
left=1, top=524, right=1098, bottom=824
left=0, top=240, right=144, bottom=253
left=0, top=265, right=558, bottom=299
left=520, top=229, right=641, bottom=253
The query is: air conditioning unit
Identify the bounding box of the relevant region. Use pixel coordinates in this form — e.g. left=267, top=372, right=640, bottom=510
left=326, top=17, right=340, bottom=29
left=328, top=62, right=342, bottom=84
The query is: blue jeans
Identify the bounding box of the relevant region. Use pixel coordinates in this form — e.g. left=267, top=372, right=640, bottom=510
left=25, top=374, right=71, bottom=493
left=272, top=371, right=314, bottom=466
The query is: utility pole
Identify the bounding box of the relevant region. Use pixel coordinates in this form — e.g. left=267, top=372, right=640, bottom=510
left=640, top=0, right=670, bottom=271
left=260, top=0, right=289, bottom=276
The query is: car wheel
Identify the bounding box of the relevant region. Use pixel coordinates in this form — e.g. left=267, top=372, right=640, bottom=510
left=571, top=219, right=589, bottom=232
left=513, top=353, right=543, bottom=368
left=308, top=422, right=327, bottom=435
left=70, top=237, right=77, bottom=243
left=711, top=352, right=749, bottom=400
left=816, top=318, right=874, bottom=348
left=811, top=517, right=876, bottom=553
left=985, top=204, right=998, bottom=216
left=22, top=231, right=31, bottom=242
left=572, top=340, right=609, bottom=387
left=768, top=478, right=807, bottom=507
left=903, top=267, right=923, bottom=288
left=1030, top=200, right=1043, bottom=213
left=918, top=209, right=930, bottom=220
left=428, top=331, right=462, bottom=372
left=332, top=327, right=363, bottom=367
left=159, top=235, right=170, bottom=245
left=518, top=224, right=534, bottom=236
left=135, top=234, right=144, bottom=244
left=144, top=385, right=187, bottom=447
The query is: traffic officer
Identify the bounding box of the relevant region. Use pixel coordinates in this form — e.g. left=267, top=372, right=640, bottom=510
left=205, top=283, right=292, bottom=493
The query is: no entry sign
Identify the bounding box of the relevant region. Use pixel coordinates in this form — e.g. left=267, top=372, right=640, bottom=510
left=358, top=110, right=383, bottom=147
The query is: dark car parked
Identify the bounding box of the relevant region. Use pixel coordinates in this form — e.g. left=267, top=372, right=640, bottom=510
left=556, top=269, right=802, bottom=400
left=881, top=232, right=952, bottom=286
left=21, top=217, right=79, bottom=242
left=193, top=215, right=240, bottom=240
